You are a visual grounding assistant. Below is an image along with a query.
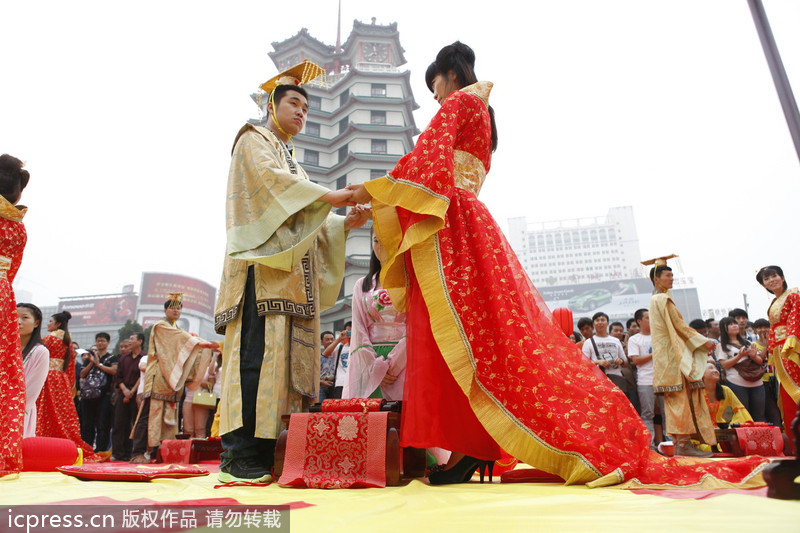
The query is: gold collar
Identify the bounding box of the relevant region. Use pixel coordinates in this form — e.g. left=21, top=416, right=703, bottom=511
left=0, top=196, right=26, bottom=222
left=461, top=81, right=493, bottom=107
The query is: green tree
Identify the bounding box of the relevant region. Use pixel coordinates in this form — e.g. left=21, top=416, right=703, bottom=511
left=115, top=320, right=144, bottom=353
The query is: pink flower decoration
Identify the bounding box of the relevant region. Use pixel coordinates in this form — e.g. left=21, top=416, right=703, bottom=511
left=377, top=290, right=392, bottom=307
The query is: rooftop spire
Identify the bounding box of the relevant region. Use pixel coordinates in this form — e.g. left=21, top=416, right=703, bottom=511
left=335, top=0, right=342, bottom=52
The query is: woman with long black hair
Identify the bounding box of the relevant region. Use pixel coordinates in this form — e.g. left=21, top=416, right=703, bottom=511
left=344, top=232, right=407, bottom=400
left=716, top=316, right=766, bottom=421
left=17, top=303, right=49, bottom=437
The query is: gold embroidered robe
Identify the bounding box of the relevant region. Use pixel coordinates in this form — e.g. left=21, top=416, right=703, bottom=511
left=650, top=292, right=716, bottom=444
left=215, top=124, right=347, bottom=439
left=139, top=319, right=212, bottom=447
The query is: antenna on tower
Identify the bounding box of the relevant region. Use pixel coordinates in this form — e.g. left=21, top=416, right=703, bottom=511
left=336, top=0, right=342, bottom=52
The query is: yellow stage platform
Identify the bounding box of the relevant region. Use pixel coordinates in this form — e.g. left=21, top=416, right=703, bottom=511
left=2, top=465, right=797, bottom=533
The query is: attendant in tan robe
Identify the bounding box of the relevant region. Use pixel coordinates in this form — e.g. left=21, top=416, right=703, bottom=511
left=130, top=294, right=217, bottom=463
left=215, top=61, right=368, bottom=483
left=646, top=256, right=717, bottom=457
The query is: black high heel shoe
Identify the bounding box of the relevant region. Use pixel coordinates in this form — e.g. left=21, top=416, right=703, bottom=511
left=479, top=460, right=495, bottom=483
left=428, top=456, right=495, bottom=485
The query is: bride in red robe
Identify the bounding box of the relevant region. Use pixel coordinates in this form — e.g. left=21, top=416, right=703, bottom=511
left=0, top=154, right=30, bottom=478
left=347, top=42, right=766, bottom=488
left=36, top=311, right=102, bottom=462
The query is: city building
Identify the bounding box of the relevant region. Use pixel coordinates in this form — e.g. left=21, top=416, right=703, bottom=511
left=251, top=18, right=420, bottom=333
left=508, top=206, right=702, bottom=325
left=508, top=206, right=643, bottom=286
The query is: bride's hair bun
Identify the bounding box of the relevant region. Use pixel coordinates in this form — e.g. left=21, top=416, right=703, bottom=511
left=436, top=41, right=475, bottom=69
left=0, top=154, right=30, bottom=204
left=426, top=41, right=478, bottom=91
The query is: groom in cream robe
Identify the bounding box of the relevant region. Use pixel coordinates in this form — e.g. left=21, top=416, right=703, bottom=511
left=215, top=68, right=368, bottom=483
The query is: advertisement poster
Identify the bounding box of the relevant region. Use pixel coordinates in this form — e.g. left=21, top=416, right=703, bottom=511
left=59, top=295, right=138, bottom=326
left=140, top=272, right=216, bottom=316
left=539, top=278, right=700, bottom=323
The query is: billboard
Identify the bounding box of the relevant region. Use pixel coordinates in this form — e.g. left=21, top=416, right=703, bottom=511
left=140, top=273, right=216, bottom=316
left=59, top=294, right=138, bottom=326
left=539, top=278, right=701, bottom=324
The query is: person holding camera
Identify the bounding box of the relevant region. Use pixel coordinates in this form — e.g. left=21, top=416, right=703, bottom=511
left=322, top=322, right=351, bottom=399
left=79, top=332, right=118, bottom=452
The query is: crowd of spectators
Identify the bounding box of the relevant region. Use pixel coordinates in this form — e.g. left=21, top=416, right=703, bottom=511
left=66, top=333, right=222, bottom=460
left=570, top=307, right=782, bottom=450
left=27, top=304, right=782, bottom=460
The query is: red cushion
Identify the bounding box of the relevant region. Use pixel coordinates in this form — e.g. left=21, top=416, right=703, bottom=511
left=22, top=437, right=79, bottom=472
left=57, top=463, right=209, bottom=482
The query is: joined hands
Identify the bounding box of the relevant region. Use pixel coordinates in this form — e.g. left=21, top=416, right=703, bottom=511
left=321, top=184, right=373, bottom=208
left=321, top=186, right=372, bottom=230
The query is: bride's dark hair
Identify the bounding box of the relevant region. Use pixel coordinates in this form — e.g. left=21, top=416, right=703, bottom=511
left=425, top=41, right=498, bottom=152
left=0, top=154, right=30, bottom=205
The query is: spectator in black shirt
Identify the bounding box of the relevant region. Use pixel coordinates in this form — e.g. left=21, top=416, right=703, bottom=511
left=111, top=336, right=144, bottom=461
left=79, top=332, right=118, bottom=452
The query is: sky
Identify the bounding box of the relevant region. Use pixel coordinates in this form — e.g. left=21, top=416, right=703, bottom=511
left=2, top=0, right=799, bottom=320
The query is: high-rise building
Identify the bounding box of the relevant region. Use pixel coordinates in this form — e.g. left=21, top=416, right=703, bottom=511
left=507, top=206, right=643, bottom=286
left=508, top=207, right=702, bottom=323
left=253, top=19, right=420, bottom=331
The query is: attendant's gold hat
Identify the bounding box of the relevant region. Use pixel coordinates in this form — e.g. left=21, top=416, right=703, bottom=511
left=642, top=255, right=677, bottom=282
left=641, top=254, right=677, bottom=268
left=166, top=292, right=183, bottom=309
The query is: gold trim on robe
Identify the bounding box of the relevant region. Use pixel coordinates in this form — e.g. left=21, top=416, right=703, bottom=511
left=0, top=196, right=26, bottom=222
left=768, top=288, right=800, bottom=405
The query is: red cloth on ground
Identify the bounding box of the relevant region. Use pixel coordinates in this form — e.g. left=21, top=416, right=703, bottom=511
left=631, top=487, right=768, bottom=499
left=57, top=463, right=209, bottom=481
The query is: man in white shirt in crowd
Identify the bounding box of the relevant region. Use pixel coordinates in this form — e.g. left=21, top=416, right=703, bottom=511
left=628, top=308, right=663, bottom=450
left=582, top=312, right=627, bottom=392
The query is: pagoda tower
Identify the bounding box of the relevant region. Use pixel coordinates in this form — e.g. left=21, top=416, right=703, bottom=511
left=252, top=19, right=420, bottom=330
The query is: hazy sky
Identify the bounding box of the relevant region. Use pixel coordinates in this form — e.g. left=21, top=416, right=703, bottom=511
left=3, top=0, right=798, bottom=319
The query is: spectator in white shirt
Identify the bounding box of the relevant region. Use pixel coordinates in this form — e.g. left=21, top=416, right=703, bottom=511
left=628, top=308, right=663, bottom=449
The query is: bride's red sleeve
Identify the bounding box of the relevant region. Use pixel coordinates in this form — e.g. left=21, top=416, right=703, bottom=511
left=364, top=92, right=478, bottom=302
